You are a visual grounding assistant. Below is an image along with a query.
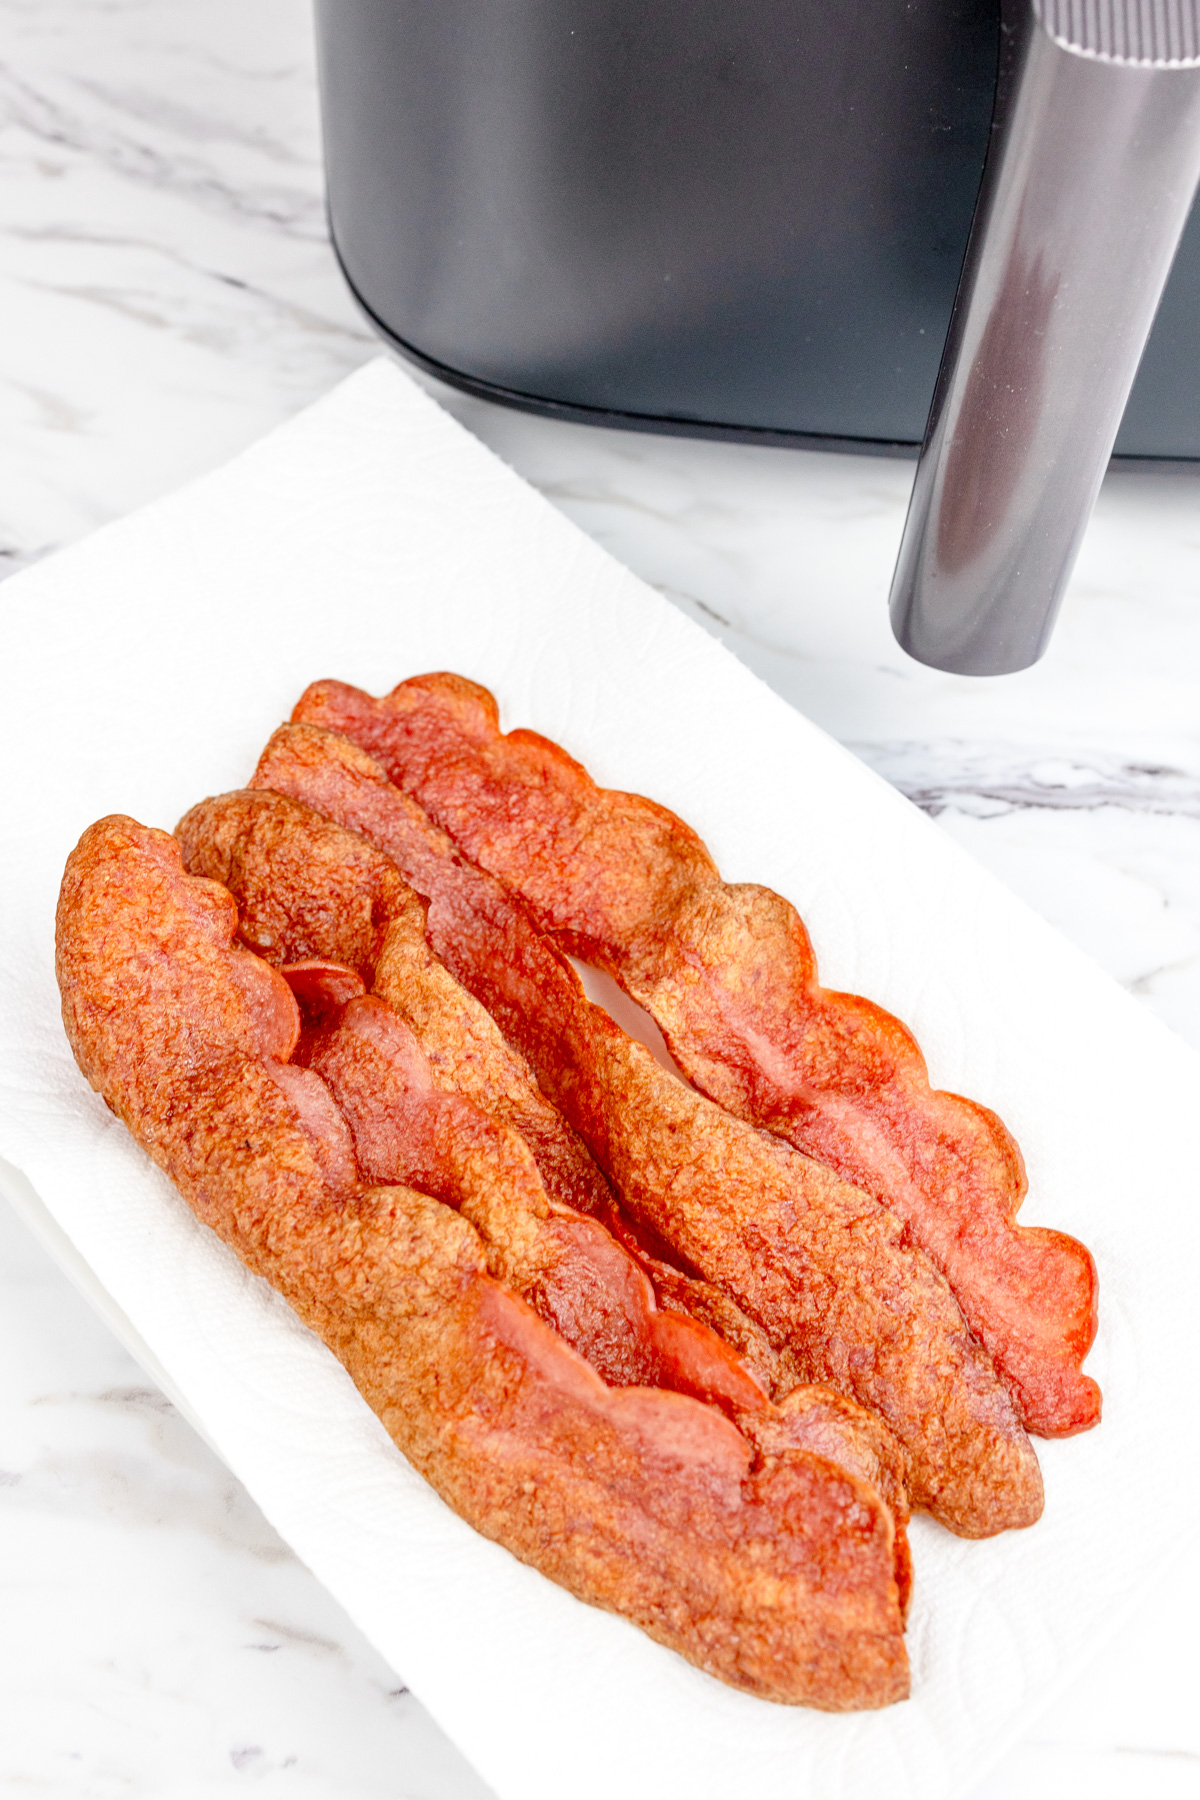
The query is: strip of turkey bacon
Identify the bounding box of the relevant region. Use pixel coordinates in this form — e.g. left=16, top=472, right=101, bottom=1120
left=55, top=815, right=910, bottom=1708
left=292, top=975, right=912, bottom=1601
left=305, top=985, right=763, bottom=1405
left=252, top=728, right=788, bottom=1386
left=291, top=672, right=1099, bottom=1439
left=180, top=777, right=1043, bottom=1538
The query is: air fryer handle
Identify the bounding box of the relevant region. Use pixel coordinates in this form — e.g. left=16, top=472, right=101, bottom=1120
left=889, top=0, right=1200, bottom=675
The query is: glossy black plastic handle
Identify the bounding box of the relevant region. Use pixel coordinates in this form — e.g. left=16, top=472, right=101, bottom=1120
left=890, top=0, right=1200, bottom=675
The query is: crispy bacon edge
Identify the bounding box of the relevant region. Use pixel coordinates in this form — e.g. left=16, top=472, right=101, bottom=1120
left=291, top=673, right=1100, bottom=1439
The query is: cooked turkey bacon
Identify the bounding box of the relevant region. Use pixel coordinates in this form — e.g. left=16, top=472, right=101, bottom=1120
left=55, top=815, right=910, bottom=1709
left=292, top=672, right=1099, bottom=1439
left=184, top=779, right=1042, bottom=1538
left=177, top=782, right=614, bottom=1224
left=254, top=722, right=790, bottom=1395
left=297, top=974, right=914, bottom=1611
left=297, top=986, right=768, bottom=1414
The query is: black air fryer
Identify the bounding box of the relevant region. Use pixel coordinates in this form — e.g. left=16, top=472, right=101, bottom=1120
left=314, top=0, right=1200, bottom=672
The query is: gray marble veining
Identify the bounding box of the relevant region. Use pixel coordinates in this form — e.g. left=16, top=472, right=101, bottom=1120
left=854, top=744, right=1200, bottom=820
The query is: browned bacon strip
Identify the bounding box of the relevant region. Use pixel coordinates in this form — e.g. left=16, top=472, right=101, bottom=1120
left=294, top=971, right=913, bottom=1605
left=293, top=673, right=1100, bottom=1440
left=182, top=781, right=1042, bottom=1538
left=55, top=816, right=910, bottom=1708
left=294, top=983, right=767, bottom=1415
left=254, top=725, right=788, bottom=1392
left=175, top=775, right=614, bottom=1224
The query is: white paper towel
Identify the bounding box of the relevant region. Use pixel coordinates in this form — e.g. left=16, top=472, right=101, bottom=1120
left=1, top=358, right=1196, bottom=1800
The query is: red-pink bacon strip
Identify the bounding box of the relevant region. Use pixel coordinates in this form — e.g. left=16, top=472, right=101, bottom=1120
left=292, top=672, right=1099, bottom=1439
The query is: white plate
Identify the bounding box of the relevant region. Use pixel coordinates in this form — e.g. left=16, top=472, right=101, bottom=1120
left=0, top=359, right=1196, bottom=1800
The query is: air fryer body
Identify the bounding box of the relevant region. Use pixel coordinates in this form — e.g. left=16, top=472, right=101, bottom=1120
left=315, top=0, right=1200, bottom=460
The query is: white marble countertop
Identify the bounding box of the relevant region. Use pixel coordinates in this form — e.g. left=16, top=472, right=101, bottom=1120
left=2, top=2, right=1198, bottom=1793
